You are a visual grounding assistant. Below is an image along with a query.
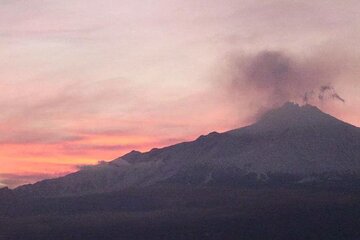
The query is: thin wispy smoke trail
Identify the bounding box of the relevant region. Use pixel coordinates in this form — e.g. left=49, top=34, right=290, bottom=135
left=318, top=85, right=345, bottom=103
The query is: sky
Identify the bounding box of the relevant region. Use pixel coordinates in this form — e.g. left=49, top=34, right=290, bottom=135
left=0, top=0, right=360, bottom=188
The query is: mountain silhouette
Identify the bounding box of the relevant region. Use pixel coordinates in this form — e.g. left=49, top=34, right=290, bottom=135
left=14, top=102, right=360, bottom=197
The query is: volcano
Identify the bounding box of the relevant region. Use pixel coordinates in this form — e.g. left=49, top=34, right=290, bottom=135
left=14, top=102, right=360, bottom=197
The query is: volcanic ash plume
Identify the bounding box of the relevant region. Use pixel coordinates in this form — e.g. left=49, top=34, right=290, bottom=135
left=224, top=50, right=345, bottom=119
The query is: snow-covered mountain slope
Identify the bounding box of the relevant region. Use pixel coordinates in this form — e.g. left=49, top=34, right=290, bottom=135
left=15, top=102, right=360, bottom=196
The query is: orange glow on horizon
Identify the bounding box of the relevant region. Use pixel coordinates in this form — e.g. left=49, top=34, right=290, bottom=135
left=0, top=129, right=204, bottom=188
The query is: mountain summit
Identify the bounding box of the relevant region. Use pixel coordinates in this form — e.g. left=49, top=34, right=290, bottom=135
left=15, top=102, right=360, bottom=196
left=258, top=102, right=331, bottom=128
left=231, top=102, right=350, bottom=134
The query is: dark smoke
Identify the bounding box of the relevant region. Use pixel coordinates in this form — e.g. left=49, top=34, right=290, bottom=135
left=332, top=93, right=345, bottom=103
left=303, top=85, right=345, bottom=104
left=302, top=90, right=315, bottom=104
left=226, top=50, right=345, bottom=119
left=318, top=85, right=345, bottom=103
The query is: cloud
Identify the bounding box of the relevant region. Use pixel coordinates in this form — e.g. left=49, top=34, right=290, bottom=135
left=76, top=160, right=109, bottom=171
left=0, top=130, right=83, bottom=145
left=0, top=172, right=70, bottom=189
left=61, top=143, right=138, bottom=155
left=0, top=77, right=136, bottom=145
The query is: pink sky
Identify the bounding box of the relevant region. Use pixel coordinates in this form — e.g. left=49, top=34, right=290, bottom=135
left=0, top=0, right=360, bottom=188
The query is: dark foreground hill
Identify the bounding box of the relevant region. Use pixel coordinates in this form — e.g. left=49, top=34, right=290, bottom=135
left=1, top=186, right=360, bottom=240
